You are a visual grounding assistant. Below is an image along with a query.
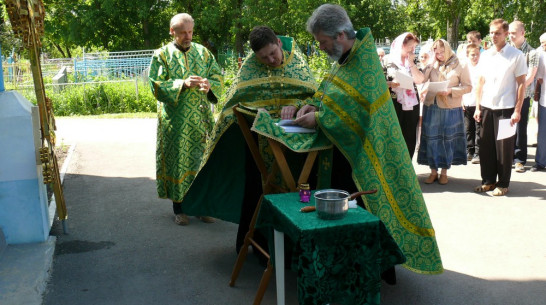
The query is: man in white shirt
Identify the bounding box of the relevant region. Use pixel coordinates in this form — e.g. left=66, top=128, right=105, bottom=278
left=473, top=18, right=527, bottom=196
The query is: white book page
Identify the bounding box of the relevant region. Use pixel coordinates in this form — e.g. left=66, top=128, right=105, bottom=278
left=497, top=119, right=517, bottom=140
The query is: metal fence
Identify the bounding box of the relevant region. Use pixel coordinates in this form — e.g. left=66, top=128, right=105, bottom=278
left=2, top=48, right=242, bottom=91
left=73, top=49, right=154, bottom=82
left=1, top=49, right=156, bottom=101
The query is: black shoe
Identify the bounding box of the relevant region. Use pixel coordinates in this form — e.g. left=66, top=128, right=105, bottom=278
left=381, top=266, right=397, bottom=285
left=530, top=166, right=543, bottom=172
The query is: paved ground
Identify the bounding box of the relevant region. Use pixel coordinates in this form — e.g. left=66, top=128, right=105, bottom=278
left=1, top=117, right=545, bottom=305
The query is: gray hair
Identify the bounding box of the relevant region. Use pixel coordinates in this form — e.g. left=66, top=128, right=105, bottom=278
left=170, top=13, right=194, bottom=28
left=306, top=4, right=356, bottom=39
left=540, top=32, right=546, bottom=43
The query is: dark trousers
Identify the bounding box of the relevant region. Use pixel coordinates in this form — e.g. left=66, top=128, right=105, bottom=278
left=464, top=106, right=481, bottom=155
left=393, top=100, right=420, bottom=159
left=479, top=107, right=516, bottom=188
left=536, top=104, right=546, bottom=168
left=173, top=201, right=183, bottom=214
left=514, top=97, right=530, bottom=164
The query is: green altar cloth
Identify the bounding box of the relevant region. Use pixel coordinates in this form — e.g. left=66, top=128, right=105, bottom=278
left=251, top=111, right=332, bottom=153
left=258, top=192, right=405, bottom=305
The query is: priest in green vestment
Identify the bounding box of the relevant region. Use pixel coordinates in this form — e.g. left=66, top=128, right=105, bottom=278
left=180, top=26, right=318, bottom=247
left=148, top=13, right=223, bottom=226
left=290, top=4, right=443, bottom=275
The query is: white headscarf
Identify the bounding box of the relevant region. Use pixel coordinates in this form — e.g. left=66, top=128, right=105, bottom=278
left=419, top=41, right=434, bottom=67
left=389, top=32, right=418, bottom=110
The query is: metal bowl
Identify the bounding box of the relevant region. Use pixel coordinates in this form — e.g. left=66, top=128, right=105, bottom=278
left=314, top=189, right=350, bottom=220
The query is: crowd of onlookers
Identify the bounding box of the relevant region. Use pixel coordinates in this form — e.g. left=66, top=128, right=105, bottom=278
left=377, top=19, right=546, bottom=196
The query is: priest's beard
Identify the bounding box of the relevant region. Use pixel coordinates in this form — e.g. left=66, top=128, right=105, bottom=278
left=327, top=40, right=344, bottom=62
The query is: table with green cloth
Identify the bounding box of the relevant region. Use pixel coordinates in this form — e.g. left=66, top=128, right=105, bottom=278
left=258, top=191, right=406, bottom=305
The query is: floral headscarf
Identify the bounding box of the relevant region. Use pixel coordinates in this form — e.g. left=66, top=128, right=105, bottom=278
left=431, top=39, right=459, bottom=105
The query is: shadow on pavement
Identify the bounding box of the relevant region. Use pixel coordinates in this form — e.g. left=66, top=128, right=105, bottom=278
left=43, top=170, right=545, bottom=305
left=44, top=173, right=298, bottom=305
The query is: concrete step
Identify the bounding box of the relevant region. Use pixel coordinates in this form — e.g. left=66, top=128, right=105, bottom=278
left=0, top=236, right=56, bottom=305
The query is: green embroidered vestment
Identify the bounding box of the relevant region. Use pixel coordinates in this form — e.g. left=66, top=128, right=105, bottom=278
left=314, top=28, right=443, bottom=274
left=180, top=36, right=317, bottom=222
left=149, top=42, right=223, bottom=202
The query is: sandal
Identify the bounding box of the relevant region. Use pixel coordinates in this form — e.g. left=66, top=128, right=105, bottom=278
left=474, top=184, right=495, bottom=193
left=492, top=187, right=508, bottom=196
left=424, top=173, right=438, bottom=184
left=438, top=174, right=448, bottom=185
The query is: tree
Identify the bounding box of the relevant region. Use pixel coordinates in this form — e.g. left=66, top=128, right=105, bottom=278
left=6, top=0, right=544, bottom=61
left=404, top=0, right=546, bottom=49
left=466, top=0, right=546, bottom=46
left=405, top=0, right=470, bottom=48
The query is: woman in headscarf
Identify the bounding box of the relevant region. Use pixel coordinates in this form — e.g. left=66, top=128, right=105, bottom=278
left=384, top=32, right=422, bottom=159
left=414, top=39, right=472, bottom=184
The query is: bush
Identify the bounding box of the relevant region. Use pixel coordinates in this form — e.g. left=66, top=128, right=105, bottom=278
left=47, top=81, right=156, bottom=116
left=307, top=52, right=331, bottom=83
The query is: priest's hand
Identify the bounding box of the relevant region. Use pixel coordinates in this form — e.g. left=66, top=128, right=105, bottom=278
left=294, top=112, right=316, bottom=128
left=198, top=78, right=210, bottom=93
left=281, top=106, right=297, bottom=119
left=184, top=75, right=204, bottom=88
left=296, top=104, right=317, bottom=118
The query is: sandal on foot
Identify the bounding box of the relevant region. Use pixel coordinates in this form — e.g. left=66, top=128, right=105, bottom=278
left=424, top=173, right=438, bottom=184
left=438, top=174, right=448, bottom=185
left=175, top=213, right=189, bottom=226
left=492, top=187, right=508, bottom=196
left=474, top=184, right=495, bottom=193
left=197, top=216, right=216, bottom=223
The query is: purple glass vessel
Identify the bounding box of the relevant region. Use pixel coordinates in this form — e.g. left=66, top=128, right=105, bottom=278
left=299, top=183, right=311, bottom=203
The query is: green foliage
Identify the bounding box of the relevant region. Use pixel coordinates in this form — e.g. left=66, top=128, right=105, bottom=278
left=307, top=52, right=331, bottom=83
left=43, top=0, right=175, bottom=52
left=213, top=56, right=239, bottom=117
left=18, top=81, right=156, bottom=116
left=0, top=5, right=22, bottom=56
left=3, top=0, right=545, bottom=58
left=404, top=0, right=546, bottom=47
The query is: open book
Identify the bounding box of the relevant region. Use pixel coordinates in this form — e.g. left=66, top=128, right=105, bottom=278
left=275, top=119, right=316, bottom=133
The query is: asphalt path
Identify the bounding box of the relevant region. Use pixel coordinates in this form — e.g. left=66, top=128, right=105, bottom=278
left=42, top=118, right=546, bottom=305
